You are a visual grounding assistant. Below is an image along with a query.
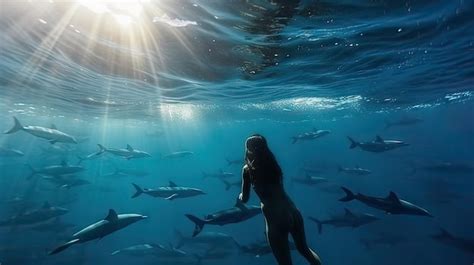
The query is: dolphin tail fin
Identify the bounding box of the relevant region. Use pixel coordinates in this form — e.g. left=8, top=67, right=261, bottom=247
left=97, top=144, right=106, bottom=153
left=439, top=228, right=452, bottom=238
left=406, top=160, right=417, bottom=175
left=337, top=165, right=343, bottom=173
left=173, top=229, right=185, bottom=249
left=220, top=179, right=231, bottom=191
left=49, top=238, right=80, bottom=255
left=308, top=217, right=323, bottom=234
left=347, top=137, right=358, bottom=149
left=291, top=137, right=298, bottom=144
left=185, top=214, right=205, bottom=237
left=4, top=117, right=24, bottom=134
left=76, top=155, right=84, bottom=165
left=339, top=186, right=356, bottom=202
left=131, top=183, right=143, bottom=198
left=26, top=164, right=38, bottom=180
left=225, top=158, right=232, bottom=166
left=361, top=241, right=371, bottom=250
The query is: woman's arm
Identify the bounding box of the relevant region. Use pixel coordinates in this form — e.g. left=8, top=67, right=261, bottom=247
left=239, top=165, right=251, bottom=203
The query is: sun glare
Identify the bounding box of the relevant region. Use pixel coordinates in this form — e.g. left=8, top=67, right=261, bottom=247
left=76, top=0, right=150, bottom=28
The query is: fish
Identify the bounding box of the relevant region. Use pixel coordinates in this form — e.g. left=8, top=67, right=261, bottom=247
left=185, top=199, right=261, bottom=237
left=4, top=117, right=77, bottom=144
left=0, top=202, right=68, bottom=226
left=291, top=128, right=331, bottom=144
left=98, top=144, right=151, bottom=160
left=308, top=208, right=379, bottom=234
left=49, top=209, right=147, bottom=255
left=339, top=187, right=432, bottom=217
left=347, top=135, right=409, bottom=153
left=0, top=147, right=24, bottom=157
left=131, top=182, right=206, bottom=200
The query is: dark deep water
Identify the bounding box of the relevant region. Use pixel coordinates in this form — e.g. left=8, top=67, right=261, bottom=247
left=0, top=0, right=473, bottom=264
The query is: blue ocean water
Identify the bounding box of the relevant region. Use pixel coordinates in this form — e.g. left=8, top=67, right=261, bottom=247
left=0, top=0, right=473, bottom=264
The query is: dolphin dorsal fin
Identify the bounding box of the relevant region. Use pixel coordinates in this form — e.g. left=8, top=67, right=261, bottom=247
left=375, top=135, right=384, bottom=143
left=126, top=144, right=134, bottom=151
left=387, top=191, right=401, bottom=204
left=61, top=160, right=67, bottom=166
left=105, top=209, right=119, bottom=222
left=51, top=124, right=57, bottom=130
left=169, top=181, right=177, bottom=187
left=344, top=208, right=355, bottom=217
left=42, top=201, right=51, bottom=209
left=235, top=198, right=248, bottom=211
left=440, top=228, right=452, bottom=238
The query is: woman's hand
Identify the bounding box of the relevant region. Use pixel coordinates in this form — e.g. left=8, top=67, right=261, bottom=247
left=238, top=193, right=244, bottom=201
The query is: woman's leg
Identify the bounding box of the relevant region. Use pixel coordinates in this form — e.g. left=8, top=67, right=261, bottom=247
left=266, top=219, right=293, bottom=265
left=289, top=211, right=322, bottom=265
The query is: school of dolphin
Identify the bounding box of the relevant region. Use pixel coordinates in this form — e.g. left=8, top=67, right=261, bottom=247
left=1, top=115, right=473, bottom=264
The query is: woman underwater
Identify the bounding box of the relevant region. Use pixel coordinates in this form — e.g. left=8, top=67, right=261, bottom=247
left=238, top=134, right=322, bottom=265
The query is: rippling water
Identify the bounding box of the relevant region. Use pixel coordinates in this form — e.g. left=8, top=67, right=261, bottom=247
left=1, top=0, right=473, bottom=119
left=1, top=1, right=474, bottom=265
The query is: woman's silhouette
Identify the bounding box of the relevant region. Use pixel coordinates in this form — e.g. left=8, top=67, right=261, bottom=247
left=239, top=134, right=321, bottom=265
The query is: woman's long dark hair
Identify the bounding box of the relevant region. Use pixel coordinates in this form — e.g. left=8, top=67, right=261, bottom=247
left=245, top=134, right=282, bottom=182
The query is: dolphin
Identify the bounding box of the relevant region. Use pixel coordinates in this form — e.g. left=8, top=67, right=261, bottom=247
left=111, top=244, right=161, bottom=256
left=359, top=232, right=406, bottom=249
left=339, top=186, right=432, bottom=217
left=42, top=176, right=91, bottom=189
left=185, top=199, right=261, bottom=237
left=291, top=128, right=330, bottom=144
left=49, top=209, right=147, bottom=255
left=98, top=144, right=151, bottom=160
left=347, top=135, right=409, bottom=153
left=39, top=144, right=74, bottom=157
left=149, top=243, right=201, bottom=264
left=202, top=170, right=235, bottom=179
left=0, top=202, right=68, bottom=226
left=238, top=239, right=296, bottom=258
left=174, top=229, right=239, bottom=249
left=431, top=228, right=474, bottom=254
left=4, top=117, right=77, bottom=144
left=77, top=148, right=105, bottom=164
left=226, top=158, right=243, bottom=166
left=337, top=165, right=372, bottom=176
left=308, top=208, right=379, bottom=234
left=28, top=161, right=84, bottom=179
left=220, top=179, right=242, bottom=191
left=0, top=147, right=24, bottom=157
left=115, top=167, right=149, bottom=177
left=30, top=217, right=75, bottom=233
left=385, top=117, right=423, bottom=129
left=198, top=248, right=234, bottom=260
left=410, top=161, right=474, bottom=175
left=161, top=151, right=194, bottom=159
left=291, top=173, right=328, bottom=186
left=131, top=182, right=206, bottom=200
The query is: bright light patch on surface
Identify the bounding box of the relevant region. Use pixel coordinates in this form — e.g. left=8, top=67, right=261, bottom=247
left=76, top=0, right=149, bottom=28
left=160, top=104, right=196, bottom=121
left=114, top=14, right=133, bottom=27
left=153, top=14, right=197, bottom=27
